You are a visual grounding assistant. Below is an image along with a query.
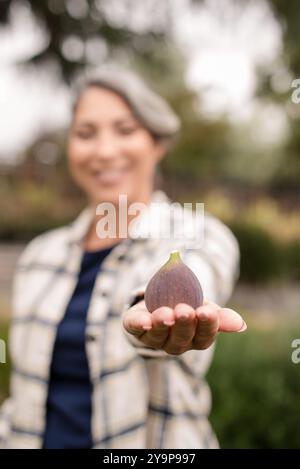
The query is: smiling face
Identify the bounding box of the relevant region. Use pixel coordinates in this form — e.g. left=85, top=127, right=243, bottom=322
left=67, top=86, right=166, bottom=207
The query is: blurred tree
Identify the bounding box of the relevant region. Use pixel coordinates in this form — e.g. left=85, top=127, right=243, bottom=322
left=0, top=0, right=175, bottom=82
left=0, top=0, right=233, bottom=193
left=3, top=0, right=297, bottom=193
left=269, top=0, right=300, bottom=76
left=257, top=0, right=300, bottom=187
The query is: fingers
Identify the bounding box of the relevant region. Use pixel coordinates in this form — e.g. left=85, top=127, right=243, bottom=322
left=218, top=307, right=247, bottom=332
left=163, top=304, right=196, bottom=355
left=123, top=298, right=247, bottom=355
left=123, top=301, right=153, bottom=338
left=200, top=300, right=247, bottom=333
left=141, top=306, right=174, bottom=349
left=193, top=302, right=220, bottom=349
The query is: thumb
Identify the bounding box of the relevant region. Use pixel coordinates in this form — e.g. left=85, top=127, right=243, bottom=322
left=218, top=307, right=247, bottom=333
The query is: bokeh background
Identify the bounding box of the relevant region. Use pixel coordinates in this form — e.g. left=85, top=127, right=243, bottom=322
left=0, top=0, right=300, bottom=448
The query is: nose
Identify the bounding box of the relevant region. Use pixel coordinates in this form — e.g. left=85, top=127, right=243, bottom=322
left=94, top=130, right=117, bottom=161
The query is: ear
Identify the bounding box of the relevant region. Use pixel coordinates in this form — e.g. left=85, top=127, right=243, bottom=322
left=154, top=141, right=167, bottom=163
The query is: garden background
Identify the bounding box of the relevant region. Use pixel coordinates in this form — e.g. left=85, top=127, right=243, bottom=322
left=0, top=0, right=300, bottom=448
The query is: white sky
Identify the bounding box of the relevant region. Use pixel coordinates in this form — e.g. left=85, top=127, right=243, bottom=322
left=174, top=0, right=283, bottom=117
left=0, top=0, right=290, bottom=164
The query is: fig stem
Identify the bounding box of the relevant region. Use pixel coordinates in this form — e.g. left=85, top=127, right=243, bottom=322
left=169, top=250, right=182, bottom=263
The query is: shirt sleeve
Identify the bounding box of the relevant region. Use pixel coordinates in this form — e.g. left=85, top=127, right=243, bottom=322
left=0, top=235, right=46, bottom=448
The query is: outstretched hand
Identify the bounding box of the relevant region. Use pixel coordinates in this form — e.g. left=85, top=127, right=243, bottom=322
left=123, top=300, right=247, bottom=355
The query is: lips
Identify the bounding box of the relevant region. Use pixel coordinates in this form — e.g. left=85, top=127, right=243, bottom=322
left=90, top=167, right=130, bottom=185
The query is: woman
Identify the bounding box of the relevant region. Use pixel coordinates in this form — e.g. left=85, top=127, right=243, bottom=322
left=0, top=65, right=246, bottom=449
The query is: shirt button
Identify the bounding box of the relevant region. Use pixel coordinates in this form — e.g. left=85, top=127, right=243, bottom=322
left=86, top=334, right=97, bottom=342
left=117, top=254, right=127, bottom=261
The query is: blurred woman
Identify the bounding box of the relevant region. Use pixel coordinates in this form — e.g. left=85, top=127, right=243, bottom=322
left=0, top=65, right=246, bottom=449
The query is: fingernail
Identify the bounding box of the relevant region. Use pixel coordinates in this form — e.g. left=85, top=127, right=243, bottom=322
left=142, top=325, right=152, bottom=330
left=163, top=320, right=175, bottom=327
left=178, top=314, right=190, bottom=322
left=198, top=312, right=208, bottom=321
left=237, top=320, right=247, bottom=332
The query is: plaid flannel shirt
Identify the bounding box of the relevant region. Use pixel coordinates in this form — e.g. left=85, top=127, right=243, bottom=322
left=0, top=190, right=239, bottom=449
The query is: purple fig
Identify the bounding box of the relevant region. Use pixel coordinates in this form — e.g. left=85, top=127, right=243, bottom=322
left=145, top=250, right=203, bottom=312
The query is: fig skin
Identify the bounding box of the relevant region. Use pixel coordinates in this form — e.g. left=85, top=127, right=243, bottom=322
left=145, top=250, right=203, bottom=313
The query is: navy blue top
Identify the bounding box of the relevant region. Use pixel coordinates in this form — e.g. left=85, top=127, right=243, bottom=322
left=43, top=246, right=114, bottom=449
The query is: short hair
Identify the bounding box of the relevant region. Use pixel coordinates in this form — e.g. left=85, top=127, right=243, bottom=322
left=71, top=64, right=181, bottom=149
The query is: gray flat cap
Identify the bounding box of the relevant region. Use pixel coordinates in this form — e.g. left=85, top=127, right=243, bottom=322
left=72, top=64, right=181, bottom=140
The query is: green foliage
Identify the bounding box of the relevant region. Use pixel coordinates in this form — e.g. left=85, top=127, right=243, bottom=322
left=229, top=223, right=283, bottom=283
left=284, top=241, right=300, bottom=281
left=0, top=322, right=10, bottom=404
left=0, top=180, right=84, bottom=241
left=228, top=223, right=300, bottom=284
left=271, top=120, right=300, bottom=188
left=258, top=1, right=300, bottom=187
left=0, top=0, right=171, bottom=82
left=201, top=192, right=300, bottom=284
left=162, top=119, right=231, bottom=180
left=1, top=0, right=300, bottom=190
left=269, top=0, right=300, bottom=76
left=208, top=323, right=300, bottom=448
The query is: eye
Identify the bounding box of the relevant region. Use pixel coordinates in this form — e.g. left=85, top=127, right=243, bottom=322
left=73, top=129, right=95, bottom=139
left=117, top=125, right=139, bottom=135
